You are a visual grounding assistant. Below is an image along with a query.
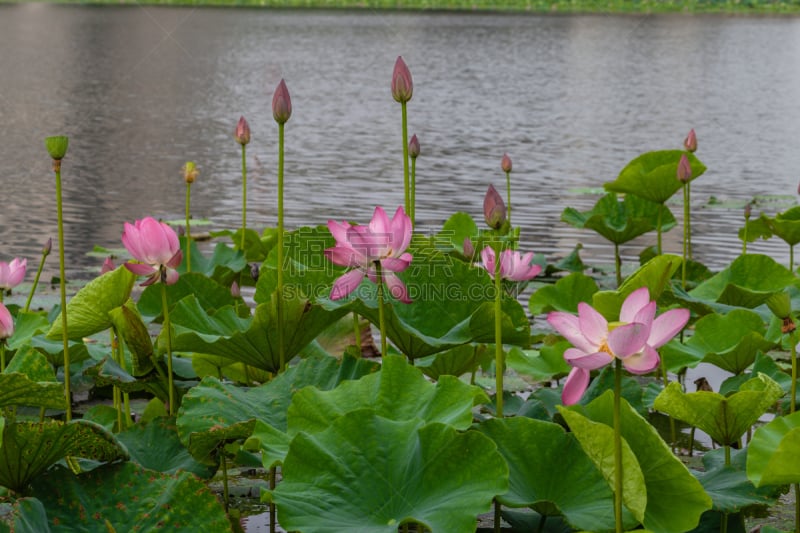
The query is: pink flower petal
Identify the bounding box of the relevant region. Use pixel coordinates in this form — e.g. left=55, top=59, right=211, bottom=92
left=577, top=302, right=608, bottom=348
left=564, top=348, right=614, bottom=370
left=327, top=220, right=351, bottom=243
left=330, top=269, right=365, bottom=300
left=384, top=272, right=411, bottom=303
left=620, top=287, right=651, bottom=323
left=325, top=245, right=365, bottom=269
left=0, top=303, right=14, bottom=339
left=166, top=250, right=183, bottom=269
left=622, top=344, right=661, bottom=374
left=390, top=206, right=412, bottom=255
left=481, top=247, right=496, bottom=278
left=124, top=262, right=157, bottom=277
left=631, top=301, right=656, bottom=330
left=381, top=256, right=412, bottom=273
left=546, top=312, right=597, bottom=354
left=163, top=268, right=180, bottom=285
left=608, top=322, right=650, bottom=358
left=368, top=206, right=391, bottom=236
left=562, top=367, right=590, bottom=406
left=648, top=308, right=690, bottom=349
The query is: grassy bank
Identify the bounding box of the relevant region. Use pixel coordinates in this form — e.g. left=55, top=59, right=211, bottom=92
left=7, top=0, right=800, bottom=14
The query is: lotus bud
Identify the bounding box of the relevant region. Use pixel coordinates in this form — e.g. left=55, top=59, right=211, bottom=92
left=100, top=256, right=115, bottom=275
left=744, top=202, right=752, bottom=220
left=231, top=280, right=241, bottom=298
left=676, top=154, right=692, bottom=184
left=0, top=303, right=13, bottom=340
left=409, top=134, right=420, bottom=159
left=391, top=56, right=413, bottom=104
left=43, top=237, right=52, bottom=256
left=484, top=184, right=506, bottom=230
left=45, top=136, right=69, bottom=161
left=235, top=116, right=251, bottom=145
left=182, top=161, right=199, bottom=184
left=463, top=237, right=475, bottom=259
left=766, top=291, right=792, bottom=320
left=683, top=129, right=697, bottom=153
left=501, top=153, right=512, bottom=173
left=272, top=79, right=292, bottom=125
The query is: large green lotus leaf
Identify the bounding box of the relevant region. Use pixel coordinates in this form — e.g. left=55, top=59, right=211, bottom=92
left=415, top=343, right=490, bottom=380
left=654, top=374, right=784, bottom=446
left=571, top=391, right=712, bottom=532
left=177, top=355, right=378, bottom=463
left=5, top=311, right=49, bottom=351
left=746, top=410, right=800, bottom=487
left=0, top=497, right=51, bottom=533
left=438, top=211, right=479, bottom=256
left=661, top=309, right=775, bottom=375
left=270, top=411, right=508, bottom=533
left=46, top=266, right=135, bottom=340
left=766, top=205, right=800, bottom=246
left=529, top=272, right=598, bottom=315
left=288, top=355, right=488, bottom=435
left=82, top=357, right=158, bottom=395
left=694, top=447, right=777, bottom=513
left=31, top=462, right=230, bottom=531
left=738, top=214, right=773, bottom=244
left=4, top=345, right=57, bottom=383
left=689, top=254, right=797, bottom=308
left=592, top=254, right=682, bottom=320
left=28, top=336, right=93, bottom=369
left=108, top=299, right=154, bottom=376
left=506, top=343, right=571, bottom=383
left=719, top=352, right=794, bottom=397
left=561, top=192, right=676, bottom=245
left=557, top=406, right=647, bottom=523
left=0, top=419, right=128, bottom=493
left=117, top=417, right=215, bottom=479
left=478, top=417, right=625, bottom=531
left=0, top=373, right=65, bottom=410
left=604, top=150, right=707, bottom=204
left=178, top=238, right=248, bottom=284
left=137, top=272, right=238, bottom=322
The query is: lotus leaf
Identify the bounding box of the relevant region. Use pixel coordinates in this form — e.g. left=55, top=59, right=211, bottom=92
left=746, top=410, right=800, bottom=487
left=604, top=150, right=706, bottom=204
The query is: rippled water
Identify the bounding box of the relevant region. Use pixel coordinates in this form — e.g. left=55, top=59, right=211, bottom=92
left=1, top=5, right=800, bottom=276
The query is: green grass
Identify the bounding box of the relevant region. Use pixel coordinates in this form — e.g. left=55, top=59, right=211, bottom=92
left=6, top=0, right=800, bottom=14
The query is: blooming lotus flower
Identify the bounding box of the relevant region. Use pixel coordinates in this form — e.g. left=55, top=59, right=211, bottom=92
left=235, top=116, right=251, bottom=145
left=677, top=153, right=692, bottom=184
left=122, top=217, right=183, bottom=286
left=0, top=303, right=13, bottom=339
left=480, top=247, right=542, bottom=282
left=391, top=56, right=413, bottom=103
left=0, top=257, right=27, bottom=291
left=484, top=184, right=506, bottom=230
left=272, top=79, right=292, bottom=125
left=501, top=153, right=512, bottom=173
left=547, top=287, right=690, bottom=405
left=684, top=128, right=697, bottom=153
left=325, top=206, right=413, bottom=303
left=409, top=134, right=420, bottom=159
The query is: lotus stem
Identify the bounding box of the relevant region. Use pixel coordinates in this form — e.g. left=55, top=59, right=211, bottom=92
left=494, top=499, right=501, bottom=533
left=791, top=244, right=795, bottom=273
left=375, top=261, right=388, bottom=358
left=277, top=122, right=286, bottom=372
left=536, top=514, right=547, bottom=533
left=0, top=340, right=5, bottom=373
left=656, top=203, right=663, bottom=255
left=269, top=466, right=277, bottom=533
left=660, top=360, right=677, bottom=451
left=614, top=242, right=622, bottom=288
left=241, top=142, right=248, bottom=250
left=682, top=183, right=689, bottom=289
left=791, top=330, right=797, bottom=414
left=53, top=159, right=72, bottom=422
left=410, top=152, right=417, bottom=225
left=724, top=444, right=731, bottom=466
left=160, top=275, right=175, bottom=416
left=401, top=101, right=410, bottom=218
left=721, top=512, right=728, bottom=533
left=794, top=483, right=799, bottom=533
left=113, top=326, right=132, bottom=428
left=494, top=248, right=504, bottom=418
left=352, top=312, right=361, bottom=356
left=505, top=170, right=512, bottom=228
left=220, top=447, right=230, bottom=512
left=687, top=182, right=692, bottom=258
left=24, top=240, right=50, bottom=312
left=185, top=182, right=192, bottom=273
left=111, top=330, right=123, bottom=432
left=613, top=358, right=623, bottom=533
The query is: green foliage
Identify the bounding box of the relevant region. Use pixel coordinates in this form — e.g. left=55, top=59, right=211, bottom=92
left=529, top=272, right=598, bottom=315
left=689, top=254, right=798, bottom=308
left=506, top=343, right=571, bottom=383
left=604, top=150, right=707, bottom=204
left=747, top=410, right=800, bottom=487
left=694, top=448, right=778, bottom=513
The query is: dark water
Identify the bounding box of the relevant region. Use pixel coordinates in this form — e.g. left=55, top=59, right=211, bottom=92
left=1, top=4, right=800, bottom=277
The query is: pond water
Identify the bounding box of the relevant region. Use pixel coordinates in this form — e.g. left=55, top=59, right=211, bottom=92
left=2, top=5, right=800, bottom=278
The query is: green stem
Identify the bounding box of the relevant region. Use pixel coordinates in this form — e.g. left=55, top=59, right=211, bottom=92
left=160, top=278, right=175, bottom=416
left=660, top=359, right=677, bottom=451
left=352, top=311, right=361, bottom=356
left=494, top=252, right=504, bottom=418
left=724, top=445, right=731, bottom=466
left=687, top=181, right=692, bottom=258
left=185, top=182, right=191, bottom=273
left=410, top=157, right=416, bottom=225
left=111, top=330, right=123, bottom=432
left=536, top=514, right=547, bottom=533
left=0, top=341, right=5, bottom=373
left=113, top=326, right=132, bottom=428
left=54, top=163, right=71, bottom=422
left=614, top=242, right=621, bottom=288
left=277, top=122, right=286, bottom=372
left=505, top=170, right=512, bottom=227
left=794, top=483, right=799, bottom=533
left=657, top=203, right=663, bottom=255
left=721, top=512, right=728, bottom=533
left=792, top=244, right=795, bottom=273
left=220, top=448, right=229, bottom=512
left=375, top=261, right=388, bottom=358
left=401, top=102, right=410, bottom=216
left=613, top=358, right=623, bottom=533
left=269, top=466, right=277, bottom=533
left=682, top=183, right=689, bottom=289
left=24, top=245, right=49, bottom=312
left=241, top=143, right=247, bottom=250
left=494, top=499, right=501, bottom=533
left=791, top=330, right=797, bottom=414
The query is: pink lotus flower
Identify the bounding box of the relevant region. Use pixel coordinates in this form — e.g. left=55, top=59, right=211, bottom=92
left=547, top=287, right=689, bottom=405
left=0, top=257, right=27, bottom=291
left=480, top=247, right=542, bottom=282
left=325, top=206, right=413, bottom=303
left=272, top=79, right=292, bottom=125
left=684, top=128, right=697, bottom=153
left=0, top=302, right=13, bottom=339
left=391, top=56, right=413, bottom=104
left=122, top=217, right=183, bottom=286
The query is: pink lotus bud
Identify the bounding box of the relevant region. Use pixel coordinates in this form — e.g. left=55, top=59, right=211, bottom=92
left=484, top=184, right=506, bottom=230
left=43, top=238, right=52, bottom=256
left=683, top=129, right=697, bottom=153
left=391, top=56, right=413, bottom=104
left=501, top=153, right=512, bottom=173
left=463, top=237, right=475, bottom=259
left=0, top=303, right=13, bottom=340
left=182, top=161, right=198, bottom=184
left=100, top=256, right=115, bottom=275
left=409, top=134, right=420, bottom=159
left=235, top=116, right=251, bottom=145
left=231, top=281, right=241, bottom=298
left=272, top=79, right=292, bottom=125
left=677, top=154, right=692, bottom=183
left=744, top=202, right=752, bottom=220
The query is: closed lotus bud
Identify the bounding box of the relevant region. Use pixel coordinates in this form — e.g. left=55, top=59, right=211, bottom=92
left=409, top=134, right=420, bottom=159
left=501, top=153, right=512, bottom=173
left=272, top=79, right=292, bottom=125
left=391, top=56, right=413, bottom=104
left=463, top=237, right=475, bottom=259
left=744, top=202, right=752, bottom=220
left=45, top=135, right=69, bottom=161
left=100, top=256, right=115, bottom=275
left=677, top=154, right=692, bottom=184
left=684, top=129, right=697, bottom=153
left=484, top=184, right=506, bottom=230
left=0, top=303, right=13, bottom=340
left=235, top=116, right=251, bottom=145
left=182, top=161, right=199, bottom=184
left=43, top=237, right=52, bottom=256
left=231, top=280, right=241, bottom=298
